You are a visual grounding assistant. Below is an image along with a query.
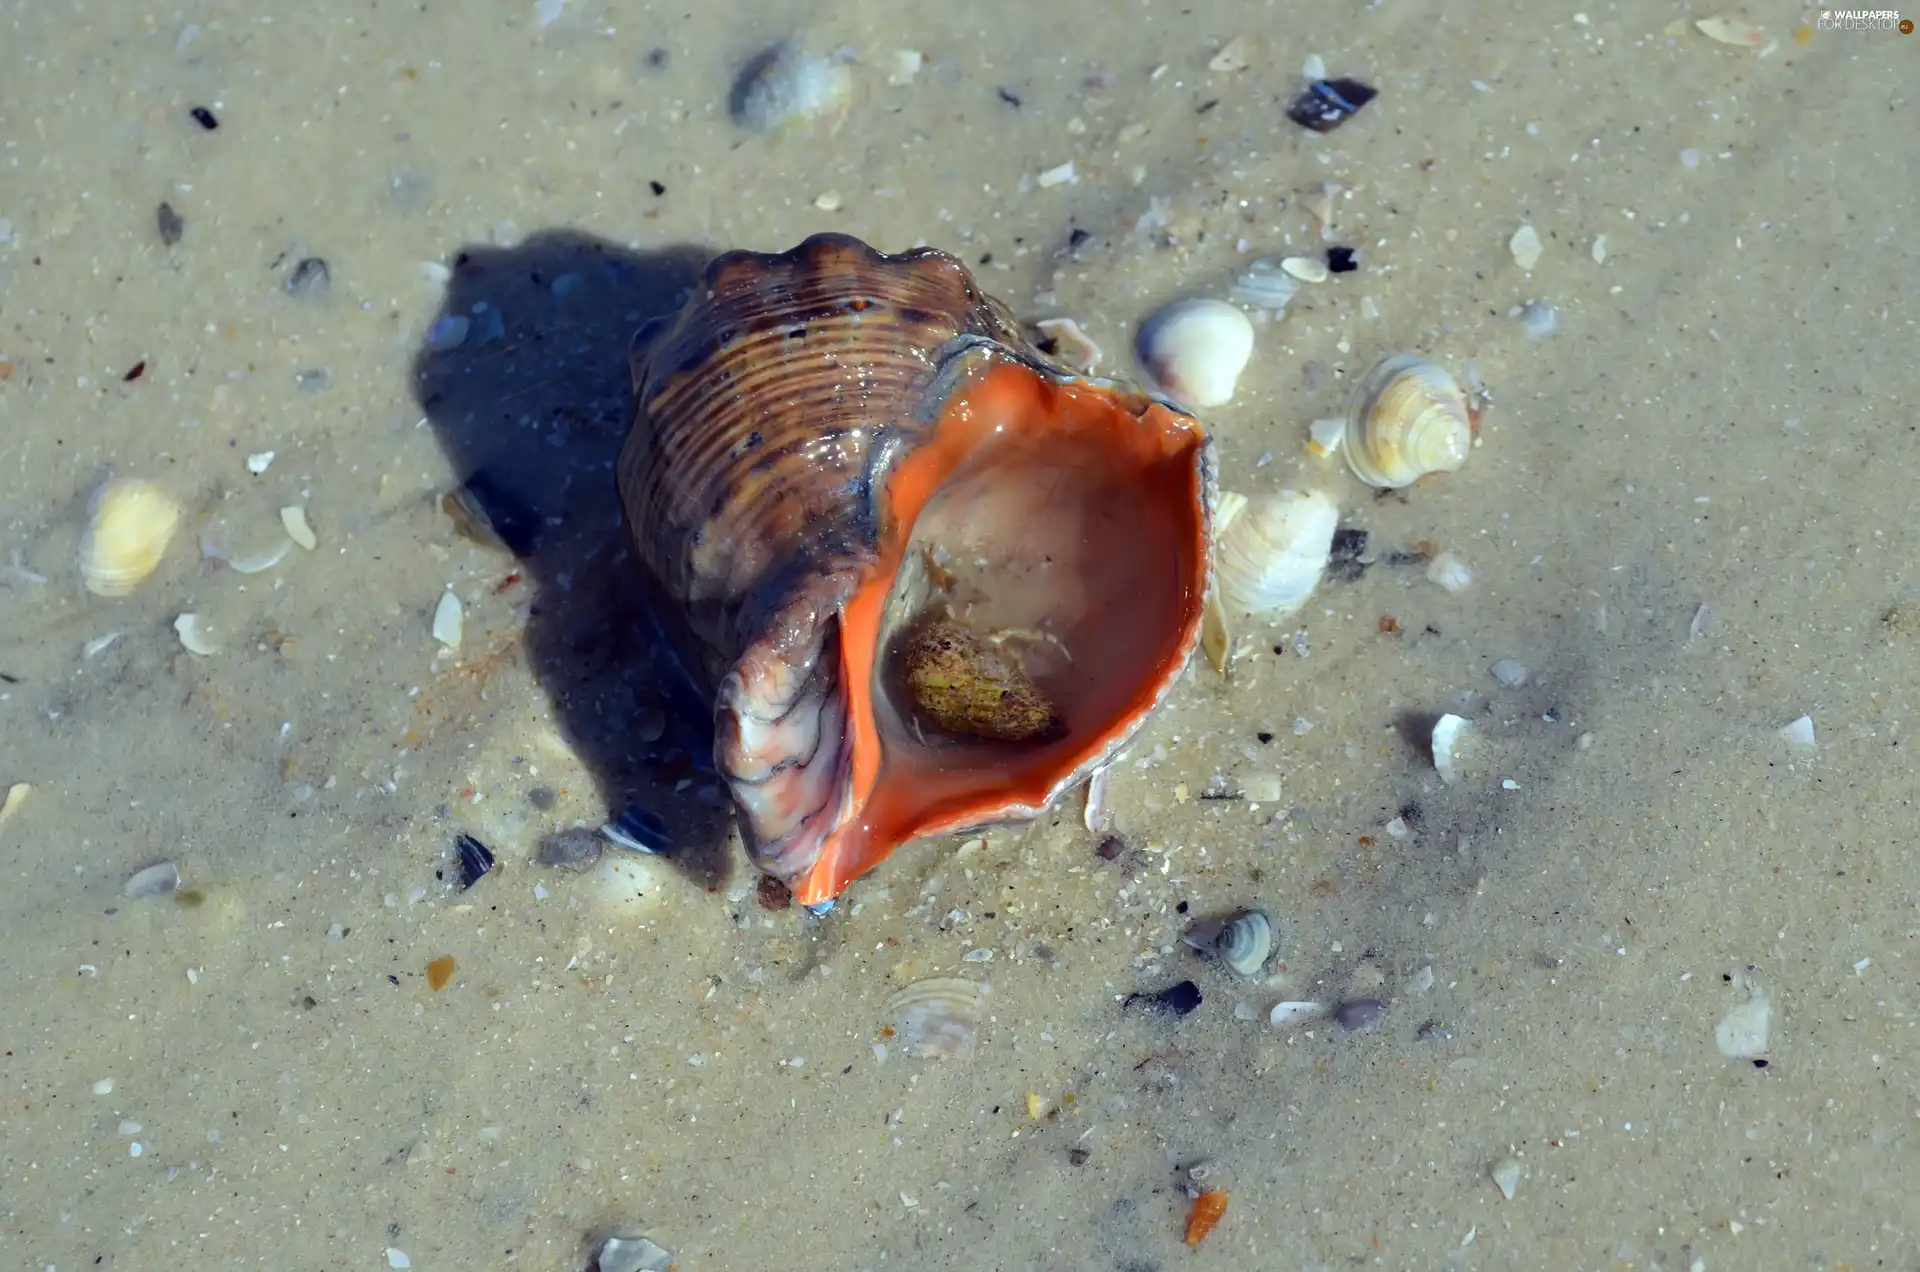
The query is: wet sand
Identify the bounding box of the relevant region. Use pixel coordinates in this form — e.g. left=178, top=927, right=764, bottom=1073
left=1, top=2, right=1916, bottom=1268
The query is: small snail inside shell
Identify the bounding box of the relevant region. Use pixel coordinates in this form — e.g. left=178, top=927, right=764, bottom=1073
left=894, top=614, right=1066, bottom=744
left=1342, top=352, right=1473, bottom=489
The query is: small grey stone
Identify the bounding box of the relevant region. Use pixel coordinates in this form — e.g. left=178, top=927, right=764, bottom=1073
left=537, top=829, right=603, bottom=872
left=1489, top=657, right=1530, bottom=688
left=596, top=1235, right=672, bottom=1272
left=284, top=256, right=330, bottom=300
left=123, top=860, right=181, bottom=900
left=1334, top=998, right=1386, bottom=1032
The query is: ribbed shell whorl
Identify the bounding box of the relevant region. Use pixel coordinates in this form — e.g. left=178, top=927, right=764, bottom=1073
left=617, top=233, right=1029, bottom=690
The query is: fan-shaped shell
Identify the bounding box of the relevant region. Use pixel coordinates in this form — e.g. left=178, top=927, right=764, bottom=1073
left=885, top=976, right=986, bottom=1058
left=1215, top=910, right=1273, bottom=976
left=80, top=477, right=182, bottom=597
left=1212, top=487, right=1338, bottom=617
left=1343, top=353, right=1472, bottom=489
left=617, top=234, right=1214, bottom=908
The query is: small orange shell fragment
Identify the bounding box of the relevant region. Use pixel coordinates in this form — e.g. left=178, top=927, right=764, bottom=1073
left=1184, top=1189, right=1228, bottom=1247
left=426, top=955, right=455, bottom=990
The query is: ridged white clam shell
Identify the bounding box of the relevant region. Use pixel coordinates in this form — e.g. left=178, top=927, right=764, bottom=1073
left=1343, top=353, right=1472, bottom=489
left=1215, top=910, right=1273, bottom=976
left=1212, top=487, right=1338, bottom=617
left=886, top=976, right=986, bottom=1059
left=80, top=478, right=182, bottom=597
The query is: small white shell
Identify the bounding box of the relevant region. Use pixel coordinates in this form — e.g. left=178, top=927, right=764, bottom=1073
left=1135, top=298, right=1254, bottom=408
left=80, top=478, right=183, bottom=597
left=1343, top=353, right=1473, bottom=489
left=1270, top=1000, right=1327, bottom=1027
left=885, top=976, right=986, bottom=1059
left=1213, top=488, right=1339, bottom=617
left=1425, top=550, right=1474, bottom=592
left=432, top=589, right=464, bottom=650
left=1215, top=910, right=1272, bottom=976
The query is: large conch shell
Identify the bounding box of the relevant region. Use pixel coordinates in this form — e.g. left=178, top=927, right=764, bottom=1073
left=1342, top=353, right=1473, bottom=489
left=617, top=234, right=1214, bottom=908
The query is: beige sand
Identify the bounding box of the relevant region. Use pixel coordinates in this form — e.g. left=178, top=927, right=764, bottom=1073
left=1, top=2, right=1915, bottom=1268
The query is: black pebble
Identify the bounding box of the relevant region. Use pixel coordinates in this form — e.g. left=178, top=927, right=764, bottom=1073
left=1325, top=527, right=1371, bottom=582
left=1068, top=1147, right=1091, bottom=1167
left=1285, top=77, right=1377, bottom=133
left=645, top=47, right=669, bottom=69
left=1125, top=979, right=1203, bottom=1019
left=189, top=105, right=219, bottom=130
left=527, top=785, right=557, bottom=811
left=1327, top=245, right=1359, bottom=274
left=453, top=833, right=496, bottom=890
left=1334, top=998, right=1386, bottom=1032
left=997, top=87, right=1023, bottom=109
left=156, top=202, right=185, bottom=246
left=1094, top=835, right=1125, bottom=861
left=285, top=257, right=331, bottom=300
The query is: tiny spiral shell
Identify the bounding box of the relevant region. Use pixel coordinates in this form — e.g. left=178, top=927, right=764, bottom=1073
left=1212, top=487, right=1338, bottom=617
left=1343, top=353, right=1472, bottom=489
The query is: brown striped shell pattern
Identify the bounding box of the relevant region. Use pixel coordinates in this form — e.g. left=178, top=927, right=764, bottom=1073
left=616, top=233, right=1214, bottom=908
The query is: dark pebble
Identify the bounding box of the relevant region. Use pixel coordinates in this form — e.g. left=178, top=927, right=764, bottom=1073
left=1334, top=998, right=1386, bottom=1032
left=644, top=47, right=669, bottom=69
left=189, top=105, right=219, bottom=130
left=284, top=256, right=331, bottom=300
left=527, top=785, right=557, bottom=811
left=1327, top=245, right=1359, bottom=274
left=1124, top=979, right=1203, bottom=1019
left=536, top=828, right=604, bottom=872
left=1068, top=1147, right=1091, bottom=1167
left=453, top=833, right=496, bottom=890
left=1094, top=835, right=1125, bottom=861
left=1285, top=77, right=1377, bottom=134
left=1325, top=527, right=1370, bottom=583
left=756, top=874, right=792, bottom=910
left=156, top=201, right=185, bottom=246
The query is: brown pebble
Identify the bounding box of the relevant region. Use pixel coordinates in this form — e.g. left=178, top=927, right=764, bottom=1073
left=426, top=955, right=455, bottom=991
left=756, top=874, right=792, bottom=909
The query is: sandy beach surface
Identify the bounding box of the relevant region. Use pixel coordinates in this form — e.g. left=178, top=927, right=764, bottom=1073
left=1, top=2, right=1916, bottom=1268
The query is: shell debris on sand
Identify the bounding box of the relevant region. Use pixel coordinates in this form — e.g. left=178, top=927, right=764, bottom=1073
left=1213, top=911, right=1273, bottom=977
left=1135, top=298, right=1254, bottom=409
left=80, top=477, right=183, bottom=597
left=1341, top=353, right=1474, bottom=489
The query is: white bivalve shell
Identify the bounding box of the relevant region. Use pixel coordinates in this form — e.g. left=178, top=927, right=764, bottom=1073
left=1135, top=298, right=1254, bottom=409
left=80, top=478, right=183, bottom=597
left=1343, top=353, right=1473, bottom=489
left=1214, top=910, right=1273, bottom=977
left=1213, top=487, right=1339, bottom=618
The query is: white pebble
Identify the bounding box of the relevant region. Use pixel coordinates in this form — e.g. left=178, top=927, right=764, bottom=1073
left=1508, top=223, right=1544, bottom=271
left=246, top=450, right=275, bottom=475
left=1590, top=234, right=1608, bottom=265
left=1036, top=161, right=1078, bottom=188
left=1134, top=298, right=1254, bottom=409
left=386, top=1249, right=412, bottom=1269
left=92, top=1078, right=115, bottom=1095
left=119, top=1119, right=142, bottom=1135
left=1269, top=1000, right=1326, bottom=1027
left=129, top=1142, right=143, bottom=1157
left=885, top=49, right=924, bottom=86
left=1490, top=1156, right=1523, bottom=1199
left=812, top=190, right=843, bottom=212
left=1715, top=981, right=1772, bottom=1059
left=1780, top=714, right=1816, bottom=754
left=1680, top=148, right=1701, bottom=169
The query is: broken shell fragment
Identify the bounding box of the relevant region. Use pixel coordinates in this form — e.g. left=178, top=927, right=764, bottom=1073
left=1214, top=910, right=1273, bottom=977
left=1431, top=713, right=1476, bottom=785
left=280, top=505, right=317, bottom=550
left=431, top=589, right=463, bottom=650
left=1135, top=297, right=1254, bottom=409
left=123, top=859, right=181, bottom=899
left=1425, top=550, right=1474, bottom=592
left=886, top=976, right=986, bottom=1058
left=1227, top=257, right=1298, bottom=315
left=1213, top=488, right=1338, bottom=618
left=1342, top=353, right=1473, bottom=489
left=173, top=613, right=219, bottom=656
left=80, top=478, right=183, bottom=597
left=1033, top=317, right=1102, bottom=374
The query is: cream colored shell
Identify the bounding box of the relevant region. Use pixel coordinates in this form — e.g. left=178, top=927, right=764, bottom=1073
left=1212, top=487, right=1339, bottom=617
left=80, top=478, right=183, bottom=597
left=1343, top=353, right=1472, bottom=489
